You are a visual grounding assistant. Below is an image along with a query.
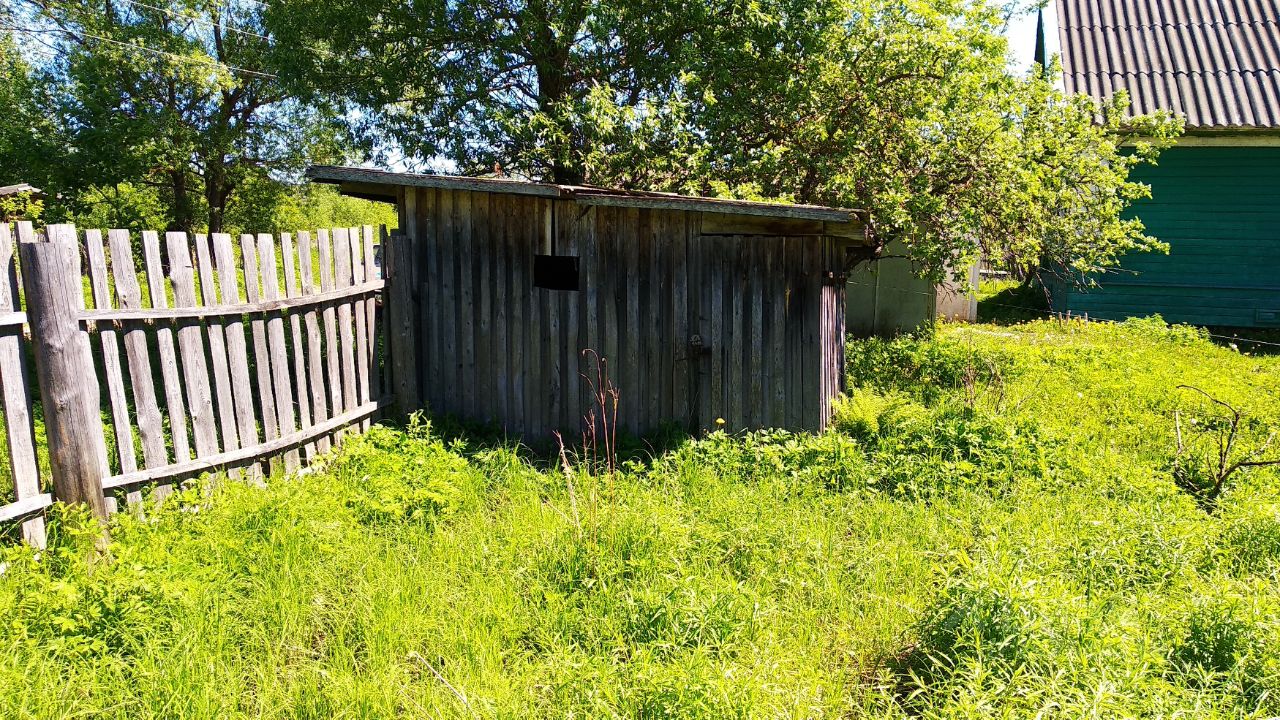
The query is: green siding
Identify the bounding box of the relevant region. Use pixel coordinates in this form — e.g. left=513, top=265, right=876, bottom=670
left=1052, top=146, right=1280, bottom=328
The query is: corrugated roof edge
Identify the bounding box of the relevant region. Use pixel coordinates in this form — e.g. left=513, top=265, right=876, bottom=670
left=306, top=165, right=861, bottom=224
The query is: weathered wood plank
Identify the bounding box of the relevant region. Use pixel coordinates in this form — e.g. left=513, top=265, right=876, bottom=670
left=348, top=228, right=371, bottom=432
left=0, top=223, right=45, bottom=544
left=364, top=226, right=381, bottom=401
left=257, top=233, right=300, bottom=472
left=281, top=233, right=316, bottom=459
left=20, top=224, right=110, bottom=520
left=575, top=190, right=855, bottom=223
left=79, top=280, right=384, bottom=322
left=580, top=205, right=600, bottom=432
left=417, top=188, right=441, bottom=412
left=211, top=233, right=262, bottom=474
left=671, top=212, right=689, bottom=430
left=332, top=228, right=359, bottom=423
left=437, top=191, right=458, bottom=417
left=297, top=231, right=331, bottom=454
left=561, top=200, right=583, bottom=432
left=749, top=238, right=764, bottom=428
left=621, top=208, right=641, bottom=433
left=316, top=230, right=343, bottom=444
left=709, top=236, right=725, bottom=430
left=473, top=193, right=493, bottom=424
left=524, top=198, right=544, bottom=439
left=505, top=195, right=524, bottom=433
left=165, top=232, right=220, bottom=461
left=0, top=493, right=52, bottom=524
left=599, top=206, right=619, bottom=431
left=240, top=234, right=281, bottom=474
left=786, top=237, right=803, bottom=429
left=142, top=231, right=192, bottom=470
left=729, top=237, right=745, bottom=429
left=491, top=194, right=510, bottom=428
left=646, top=212, right=663, bottom=432
left=768, top=241, right=786, bottom=429
left=84, top=230, right=138, bottom=480
left=104, top=398, right=390, bottom=490
left=460, top=193, right=481, bottom=422
left=108, top=230, right=169, bottom=498
left=385, top=233, right=419, bottom=417
left=194, top=233, right=241, bottom=468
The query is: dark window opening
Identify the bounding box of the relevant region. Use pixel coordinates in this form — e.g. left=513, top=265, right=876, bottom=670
left=534, top=254, right=580, bottom=291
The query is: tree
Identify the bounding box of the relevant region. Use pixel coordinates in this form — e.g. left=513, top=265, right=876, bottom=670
left=11, top=0, right=355, bottom=233
left=265, top=0, right=701, bottom=184
left=0, top=29, right=61, bottom=192
left=672, top=0, right=1183, bottom=283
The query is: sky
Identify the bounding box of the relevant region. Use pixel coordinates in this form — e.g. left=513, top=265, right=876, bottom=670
left=1005, top=7, right=1041, bottom=70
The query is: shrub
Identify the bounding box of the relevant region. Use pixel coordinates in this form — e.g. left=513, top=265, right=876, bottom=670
left=326, top=416, right=469, bottom=525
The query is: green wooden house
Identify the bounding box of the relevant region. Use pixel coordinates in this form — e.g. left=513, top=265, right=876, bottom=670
left=1042, top=0, right=1280, bottom=328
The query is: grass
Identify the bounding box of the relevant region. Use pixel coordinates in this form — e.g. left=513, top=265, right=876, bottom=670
left=1, top=316, right=1279, bottom=717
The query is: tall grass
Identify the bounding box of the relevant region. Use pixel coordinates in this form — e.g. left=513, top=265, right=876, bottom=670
left=0, top=316, right=1278, bottom=717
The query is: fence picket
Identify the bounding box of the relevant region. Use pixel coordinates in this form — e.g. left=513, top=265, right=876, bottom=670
left=297, top=231, right=331, bottom=455
left=317, top=229, right=344, bottom=443
left=332, top=228, right=359, bottom=422
left=256, top=233, right=300, bottom=472
left=0, top=224, right=45, bottom=546
left=240, top=233, right=281, bottom=476
left=0, top=223, right=390, bottom=545
left=165, top=232, right=220, bottom=463
left=194, top=233, right=241, bottom=463
left=84, top=230, right=137, bottom=512
left=108, top=230, right=169, bottom=501
left=281, top=232, right=316, bottom=460
left=211, top=233, right=262, bottom=480
left=141, top=231, right=192, bottom=484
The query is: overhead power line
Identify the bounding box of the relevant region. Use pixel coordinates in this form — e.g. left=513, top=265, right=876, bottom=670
left=5, top=24, right=278, bottom=79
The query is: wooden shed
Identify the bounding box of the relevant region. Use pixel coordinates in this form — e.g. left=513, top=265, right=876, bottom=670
left=308, top=166, right=868, bottom=438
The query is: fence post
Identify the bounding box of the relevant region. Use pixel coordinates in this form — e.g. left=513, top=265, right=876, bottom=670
left=18, top=223, right=111, bottom=522
left=385, top=231, right=420, bottom=417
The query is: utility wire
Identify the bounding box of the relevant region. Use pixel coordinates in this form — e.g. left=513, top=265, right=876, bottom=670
left=5, top=23, right=278, bottom=78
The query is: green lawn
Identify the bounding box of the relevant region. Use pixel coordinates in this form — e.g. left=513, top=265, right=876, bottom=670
left=2, top=317, right=1279, bottom=718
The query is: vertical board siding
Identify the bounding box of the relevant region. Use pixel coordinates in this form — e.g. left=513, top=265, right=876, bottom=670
left=399, top=195, right=847, bottom=440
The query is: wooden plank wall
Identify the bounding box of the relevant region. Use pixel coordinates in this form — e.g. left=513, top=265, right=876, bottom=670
left=0, top=223, right=390, bottom=547
left=403, top=189, right=846, bottom=441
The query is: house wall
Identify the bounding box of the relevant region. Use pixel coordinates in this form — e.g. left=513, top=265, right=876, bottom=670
left=1051, top=146, right=1280, bottom=327
left=395, top=186, right=848, bottom=441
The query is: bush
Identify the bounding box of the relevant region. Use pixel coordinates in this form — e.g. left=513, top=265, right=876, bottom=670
left=325, top=415, right=470, bottom=525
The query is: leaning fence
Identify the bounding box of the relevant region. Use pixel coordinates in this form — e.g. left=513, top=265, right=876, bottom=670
left=0, top=222, right=390, bottom=547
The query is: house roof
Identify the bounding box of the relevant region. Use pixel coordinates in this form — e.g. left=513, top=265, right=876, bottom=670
left=1055, top=0, right=1280, bottom=130
left=306, top=165, right=863, bottom=224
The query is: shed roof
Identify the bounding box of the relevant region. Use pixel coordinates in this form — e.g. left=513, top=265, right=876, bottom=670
left=1055, top=0, right=1280, bottom=130
left=0, top=183, right=42, bottom=197
left=307, top=165, right=862, bottom=224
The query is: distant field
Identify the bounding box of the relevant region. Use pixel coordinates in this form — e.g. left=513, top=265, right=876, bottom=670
left=2, top=316, right=1278, bottom=718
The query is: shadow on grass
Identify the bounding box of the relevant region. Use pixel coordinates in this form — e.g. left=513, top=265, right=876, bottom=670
left=377, top=410, right=698, bottom=469
left=976, top=281, right=1050, bottom=326
left=1205, top=327, right=1280, bottom=357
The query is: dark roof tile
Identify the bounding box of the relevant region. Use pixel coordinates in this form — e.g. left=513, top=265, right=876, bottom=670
left=1057, top=0, right=1280, bottom=128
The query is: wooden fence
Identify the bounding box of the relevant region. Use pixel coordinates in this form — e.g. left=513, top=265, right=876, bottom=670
left=0, top=222, right=389, bottom=547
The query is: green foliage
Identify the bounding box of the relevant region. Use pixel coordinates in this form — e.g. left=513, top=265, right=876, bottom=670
left=326, top=417, right=471, bottom=525
left=0, top=318, right=1278, bottom=717
left=11, top=0, right=361, bottom=232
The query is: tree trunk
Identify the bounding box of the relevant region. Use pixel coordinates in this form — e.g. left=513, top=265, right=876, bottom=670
left=205, top=163, right=231, bottom=235
left=170, top=170, right=197, bottom=234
